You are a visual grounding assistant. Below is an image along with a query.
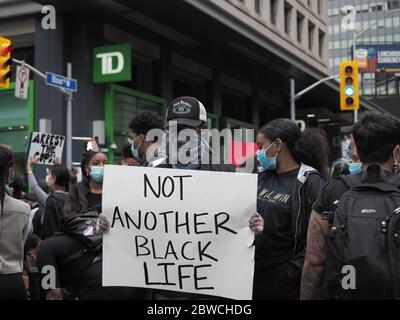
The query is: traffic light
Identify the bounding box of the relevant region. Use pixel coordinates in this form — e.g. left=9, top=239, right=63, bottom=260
left=0, top=37, right=13, bottom=89
left=340, top=61, right=359, bottom=111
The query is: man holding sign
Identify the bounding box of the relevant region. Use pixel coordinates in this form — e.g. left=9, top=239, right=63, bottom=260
left=100, top=97, right=263, bottom=300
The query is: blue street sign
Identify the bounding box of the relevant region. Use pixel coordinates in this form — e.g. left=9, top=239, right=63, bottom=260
left=45, top=72, right=78, bottom=92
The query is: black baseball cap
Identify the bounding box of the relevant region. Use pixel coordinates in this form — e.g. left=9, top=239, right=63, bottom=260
left=166, top=96, right=207, bottom=127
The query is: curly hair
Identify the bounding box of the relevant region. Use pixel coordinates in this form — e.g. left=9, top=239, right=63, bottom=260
left=0, top=146, right=14, bottom=214
left=129, top=110, right=164, bottom=139
left=259, top=119, right=330, bottom=177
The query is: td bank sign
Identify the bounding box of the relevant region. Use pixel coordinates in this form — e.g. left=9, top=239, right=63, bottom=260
left=93, top=44, right=131, bottom=83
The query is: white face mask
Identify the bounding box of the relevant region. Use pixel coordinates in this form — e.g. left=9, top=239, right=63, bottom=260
left=45, top=175, right=50, bottom=186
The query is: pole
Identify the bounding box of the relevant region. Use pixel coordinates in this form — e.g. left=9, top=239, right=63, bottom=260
left=290, top=79, right=295, bottom=121
left=353, top=30, right=358, bottom=123
left=293, top=75, right=339, bottom=101
left=66, top=63, right=73, bottom=169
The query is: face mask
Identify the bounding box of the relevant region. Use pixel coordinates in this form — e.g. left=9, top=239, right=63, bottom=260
left=27, top=254, right=39, bottom=273
left=90, top=166, right=104, bottom=183
left=344, top=139, right=352, bottom=159
left=131, top=135, right=143, bottom=159
left=172, top=163, right=201, bottom=170
left=169, top=129, right=210, bottom=169
left=257, top=141, right=278, bottom=171
left=349, top=162, right=362, bottom=175
left=45, top=174, right=52, bottom=186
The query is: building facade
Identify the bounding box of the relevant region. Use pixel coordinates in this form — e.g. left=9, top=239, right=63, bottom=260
left=328, top=0, right=400, bottom=107
left=0, top=0, right=385, bottom=173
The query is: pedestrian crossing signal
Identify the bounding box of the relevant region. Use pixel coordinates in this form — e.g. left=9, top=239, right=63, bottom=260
left=340, top=61, right=359, bottom=111
left=0, top=37, right=13, bottom=89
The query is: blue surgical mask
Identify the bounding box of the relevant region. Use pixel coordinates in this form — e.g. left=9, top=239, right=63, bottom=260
left=257, top=141, right=278, bottom=171
left=131, top=135, right=143, bottom=159
left=349, top=162, right=362, bottom=175
left=344, top=139, right=352, bottom=159
left=90, top=166, right=104, bottom=183
left=29, top=266, right=39, bottom=274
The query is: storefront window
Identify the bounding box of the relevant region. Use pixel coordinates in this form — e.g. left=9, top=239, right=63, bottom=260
left=0, top=81, right=35, bottom=175
left=105, top=84, right=166, bottom=163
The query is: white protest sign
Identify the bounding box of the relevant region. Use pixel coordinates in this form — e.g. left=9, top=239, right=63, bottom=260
left=102, top=166, right=257, bottom=300
left=14, top=65, right=30, bottom=100
left=28, top=132, right=65, bottom=165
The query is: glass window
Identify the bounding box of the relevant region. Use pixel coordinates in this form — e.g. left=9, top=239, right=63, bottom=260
left=333, top=24, right=340, bottom=34
left=297, top=13, right=305, bottom=43
left=255, top=0, right=262, bottom=15
left=270, top=0, right=278, bottom=25
left=309, top=22, right=315, bottom=51
left=284, top=2, right=292, bottom=34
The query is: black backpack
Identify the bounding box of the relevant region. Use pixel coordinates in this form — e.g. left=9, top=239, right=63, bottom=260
left=60, top=212, right=103, bottom=266
left=322, top=166, right=400, bottom=300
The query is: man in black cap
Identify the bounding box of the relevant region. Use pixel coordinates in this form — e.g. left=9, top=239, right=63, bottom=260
left=162, top=96, right=235, bottom=172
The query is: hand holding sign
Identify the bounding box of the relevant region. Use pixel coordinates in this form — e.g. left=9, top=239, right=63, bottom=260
left=28, top=132, right=65, bottom=166
left=249, top=213, right=264, bottom=236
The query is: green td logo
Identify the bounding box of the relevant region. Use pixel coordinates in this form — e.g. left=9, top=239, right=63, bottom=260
left=93, top=44, right=131, bottom=83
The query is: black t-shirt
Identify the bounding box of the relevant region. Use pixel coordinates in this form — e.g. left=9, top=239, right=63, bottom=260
left=37, top=234, right=95, bottom=291
left=313, top=171, right=398, bottom=215
left=37, top=234, right=137, bottom=300
left=312, top=178, right=349, bottom=215
left=255, top=168, right=300, bottom=264
left=86, top=192, right=102, bottom=213
left=41, top=192, right=72, bottom=239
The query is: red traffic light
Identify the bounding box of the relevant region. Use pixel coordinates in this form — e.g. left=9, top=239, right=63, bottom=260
left=2, top=45, right=14, bottom=56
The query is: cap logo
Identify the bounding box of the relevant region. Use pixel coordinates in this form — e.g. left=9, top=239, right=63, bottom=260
left=172, top=100, right=192, bottom=115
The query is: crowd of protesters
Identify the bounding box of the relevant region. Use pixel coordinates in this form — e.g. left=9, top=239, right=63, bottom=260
left=0, top=95, right=399, bottom=300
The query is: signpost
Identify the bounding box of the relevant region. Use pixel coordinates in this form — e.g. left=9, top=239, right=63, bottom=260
left=12, top=58, right=77, bottom=169
left=14, top=65, right=29, bottom=100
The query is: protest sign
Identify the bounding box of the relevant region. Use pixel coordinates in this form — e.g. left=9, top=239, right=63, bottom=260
left=28, top=132, right=65, bottom=165
left=102, top=166, right=257, bottom=300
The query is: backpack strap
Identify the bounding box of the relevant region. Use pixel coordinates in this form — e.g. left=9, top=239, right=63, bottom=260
left=338, top=174, right=362, bottom=189
left=387, top=174, right=400, bottom=188
left=60, top=247, right=92, bottom=266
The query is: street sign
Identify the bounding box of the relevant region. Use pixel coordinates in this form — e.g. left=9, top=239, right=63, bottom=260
left=45, top=72, right=77, bottom=92
left=14, top=65, right=29, bottom=100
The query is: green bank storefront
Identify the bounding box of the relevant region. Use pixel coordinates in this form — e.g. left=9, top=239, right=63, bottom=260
left=0, top=81, right=35, bottom=175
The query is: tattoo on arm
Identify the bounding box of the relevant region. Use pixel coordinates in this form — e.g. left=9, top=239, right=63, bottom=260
left=300, top=212, right=329, bottom=300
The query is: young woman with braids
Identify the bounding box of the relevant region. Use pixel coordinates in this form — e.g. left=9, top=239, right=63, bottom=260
left=253, top=119, right=328, bottom=300
left=0, top=146, right=31, bottom=300
left=76, top=150, right=108, bottom=214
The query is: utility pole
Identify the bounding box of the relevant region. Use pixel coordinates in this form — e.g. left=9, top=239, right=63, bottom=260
left=290, top=75, right=340, bottom=118
left=290, top=79, right=295, bottom=121
left=66, top=63, right=73, bottom=169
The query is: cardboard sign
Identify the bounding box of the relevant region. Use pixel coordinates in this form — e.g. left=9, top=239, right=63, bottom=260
left=28, top=132, right=65, bottom=165
left=102, top=166, right=257, bottom=300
